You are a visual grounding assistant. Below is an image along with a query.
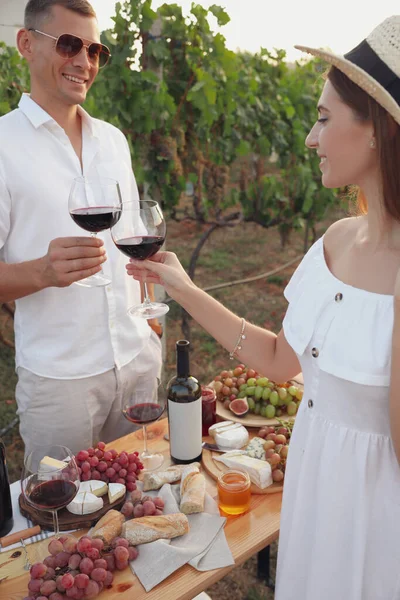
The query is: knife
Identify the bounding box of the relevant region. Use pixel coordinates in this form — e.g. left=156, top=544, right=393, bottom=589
left=202, top=442, right=229, bottom=453
left=0, top=525, right=41, bottom=549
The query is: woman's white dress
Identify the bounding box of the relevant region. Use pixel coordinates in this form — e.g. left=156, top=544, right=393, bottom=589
left=275, top=236, right=400, bottom=600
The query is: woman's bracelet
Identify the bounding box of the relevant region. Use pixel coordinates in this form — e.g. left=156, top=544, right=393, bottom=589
left=229, top=318, right=247, bottom=360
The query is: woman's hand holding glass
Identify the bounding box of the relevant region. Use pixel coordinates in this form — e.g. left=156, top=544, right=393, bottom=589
left=125, top=250, right=195, bottom=301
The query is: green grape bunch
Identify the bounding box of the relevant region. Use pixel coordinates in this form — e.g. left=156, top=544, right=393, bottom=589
left=213, top=364, right=303, bottom=419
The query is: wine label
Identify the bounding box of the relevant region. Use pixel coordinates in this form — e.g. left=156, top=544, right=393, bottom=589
left=168, top=398, right=202, bottom=461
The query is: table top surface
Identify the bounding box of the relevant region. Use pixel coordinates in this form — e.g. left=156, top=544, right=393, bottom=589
left=2, top=418, right=282, bottom=600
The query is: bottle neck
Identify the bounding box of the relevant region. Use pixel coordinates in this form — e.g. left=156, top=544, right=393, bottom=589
left=176, top=346, right=190, bottom=378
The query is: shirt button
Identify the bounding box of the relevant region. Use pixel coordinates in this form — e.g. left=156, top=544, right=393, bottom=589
left=308, top=399, right=314, bottom=408
left=335, top=292, right=343, bottom=302
left=311, top=347, right=319, bottom=357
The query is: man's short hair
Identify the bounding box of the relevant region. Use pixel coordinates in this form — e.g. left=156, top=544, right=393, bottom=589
left=24, top=0, right=97, bottom=30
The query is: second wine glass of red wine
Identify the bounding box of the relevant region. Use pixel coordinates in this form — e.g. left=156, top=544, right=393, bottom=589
left=111, top=199, right=169, bottom=318
left=21, top=445, right=80, bottom=537
left=122, top=375, right=166, bottom=471
left=69, top=176, right=122, bottom=287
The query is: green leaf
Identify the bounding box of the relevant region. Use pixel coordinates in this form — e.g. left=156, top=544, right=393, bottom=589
left=236, top=140, right=251, bottom=157
left=208, top=5, right=231, bottom=26
left=190, top=80, right=206, bottom=93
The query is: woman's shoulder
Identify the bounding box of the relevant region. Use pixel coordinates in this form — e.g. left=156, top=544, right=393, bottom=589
left=323, top=216, right=362, bottom=258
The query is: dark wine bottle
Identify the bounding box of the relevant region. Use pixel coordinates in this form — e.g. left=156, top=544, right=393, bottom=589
left=0, top=437, right=13, bottom=537
left=167, top=340, right=203, bottom=464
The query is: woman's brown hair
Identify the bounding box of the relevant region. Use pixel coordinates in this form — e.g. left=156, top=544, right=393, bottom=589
left=327, top=66, right=400, bottom=221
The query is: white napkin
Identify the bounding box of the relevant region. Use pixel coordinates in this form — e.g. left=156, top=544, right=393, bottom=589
left=130, top=482, right=234, bottom=591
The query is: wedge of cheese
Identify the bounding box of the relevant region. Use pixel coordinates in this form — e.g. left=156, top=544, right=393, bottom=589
left=79, top=480, right=108, bottom=497
left=39, top=456, right=68, bottom=472
left=208, top=421, right=249, bottom=449
left=67, top=491, right=103, bottom=515
left=108, top=483, right=126, bottom=504
left=213, top=451, right=272, bottom=489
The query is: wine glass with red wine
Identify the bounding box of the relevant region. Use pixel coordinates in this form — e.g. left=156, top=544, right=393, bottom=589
left=69, top=176, right=122, bottom=287
left=111, top=200, right=169, bottom=318
left=122, top=375, right=166, bottom=471
left=21, top=445, right=80, bottom=537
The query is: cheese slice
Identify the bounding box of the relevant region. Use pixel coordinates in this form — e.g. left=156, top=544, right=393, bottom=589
left=244, top=437, right=267, bottom=459
left=79, top=480, right=108, bottom=497
left=108, top=483, right=126, bottom=504
left=213, top=451, right=272, bottom=489
left=39, top=456, right=68, bottom=472
left=215, top=425, right=249, bottom=449
left=209, top=421, right=243, bottom=437
left=66, top=491, right=103, bottom=515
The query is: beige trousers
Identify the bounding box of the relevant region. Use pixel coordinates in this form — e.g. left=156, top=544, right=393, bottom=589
left=16, top=331, right=162, bottom=458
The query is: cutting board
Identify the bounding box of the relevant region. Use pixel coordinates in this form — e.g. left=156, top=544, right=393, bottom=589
left=201, top=430, right=284, bottom=495
left=18, top=490, right=126, bottom=531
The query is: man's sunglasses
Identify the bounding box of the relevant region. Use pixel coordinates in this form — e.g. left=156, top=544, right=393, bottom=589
left=29, top=29, right=111, bottom=68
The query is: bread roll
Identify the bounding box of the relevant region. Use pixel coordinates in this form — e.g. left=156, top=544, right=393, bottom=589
left=143, top=469, right=181, bottom=491
left=142, top=462, right=201, bottom=491
left=122, top=513, right=189, bottom=545
left=91, top=509, right=125, bottom=544
left=180, top=465, right=205, bottom=515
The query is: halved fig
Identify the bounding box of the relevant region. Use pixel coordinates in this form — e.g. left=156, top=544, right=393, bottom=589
left=229, top=398, right=249, bottom=417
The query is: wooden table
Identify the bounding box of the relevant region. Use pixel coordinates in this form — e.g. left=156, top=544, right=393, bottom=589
left=2, top=419, right=282, bottom=600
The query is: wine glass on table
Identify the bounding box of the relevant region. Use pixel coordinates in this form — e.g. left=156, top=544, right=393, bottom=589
left=21, top=445, right=80, bottom=537
left=69, top=176, right=122, bottom=287
left=122, top=375, right=166, bottom=471
left=111, top=199, right=169, bottom=318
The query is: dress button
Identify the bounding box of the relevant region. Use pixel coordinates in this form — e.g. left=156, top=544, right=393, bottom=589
left=308, top=399, right=313, bottom=408
left=335, top=292, right=343, bottom=302
left=311, top=347, right=319, bottom=357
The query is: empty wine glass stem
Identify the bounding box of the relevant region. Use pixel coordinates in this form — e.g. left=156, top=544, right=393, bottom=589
left=52, top=510, right=60, bottom=539
left=143, top=282, right=152, bottom=306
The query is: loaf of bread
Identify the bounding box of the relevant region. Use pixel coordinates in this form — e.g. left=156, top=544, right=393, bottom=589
left=122, top=513, right=189, bottom=545
left=179, top=464, right=206, bottom=515
left=91, top=509, right=125, bottom=544
left=142, top=462, right=201, bottom=491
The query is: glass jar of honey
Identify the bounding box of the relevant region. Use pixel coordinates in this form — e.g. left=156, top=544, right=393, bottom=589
left=217, top=469, right=251, bottom=516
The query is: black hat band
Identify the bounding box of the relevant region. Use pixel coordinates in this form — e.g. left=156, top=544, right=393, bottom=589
left=345, top=39, right=400, bottom=105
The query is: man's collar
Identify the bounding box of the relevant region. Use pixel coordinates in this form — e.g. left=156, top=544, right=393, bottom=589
left=18, top=93, right=98, bottom=138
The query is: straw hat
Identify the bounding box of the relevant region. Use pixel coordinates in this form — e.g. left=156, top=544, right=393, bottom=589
left=295, top=16, right=400, bottom=125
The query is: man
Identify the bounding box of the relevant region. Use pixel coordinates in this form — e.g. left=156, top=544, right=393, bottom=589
left=0, top=0, right=162, bottom=456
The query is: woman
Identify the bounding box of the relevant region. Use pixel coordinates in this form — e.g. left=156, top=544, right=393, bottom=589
left=127, top=16, right=400, bottom=600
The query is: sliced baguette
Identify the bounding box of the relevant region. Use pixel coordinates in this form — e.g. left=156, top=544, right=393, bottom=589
left=122, top=513, right=189, bottom=545
left=143, top=462, right=201, bottom=491
left=180, top=465, right=205, bottom=515
left=91, top=509, right=125, bottom=545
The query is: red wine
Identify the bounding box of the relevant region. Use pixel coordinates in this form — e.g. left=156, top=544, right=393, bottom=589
left=123, top=403, right=165, bottom=425
left=70, top=206, right=121, bottom=232
left=28, top=479, right=77, bottom=510
left=167, top=340, right=203, bottom=464
left=0, top=438, right=13, bottom=537
left=114, top=236, right=164, bottom=260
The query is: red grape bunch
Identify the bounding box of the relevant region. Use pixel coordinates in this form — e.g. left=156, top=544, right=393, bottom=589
left=121, top=489, right=165, bottom=519
left=257, top=421, right=293, bottom=483
left=74, top=442, right=143, bottom=492
left=24, top=533, right=139, bottom=599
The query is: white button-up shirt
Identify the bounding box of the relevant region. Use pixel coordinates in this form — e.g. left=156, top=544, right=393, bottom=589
left=0, top=94, right=151, bottom=378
